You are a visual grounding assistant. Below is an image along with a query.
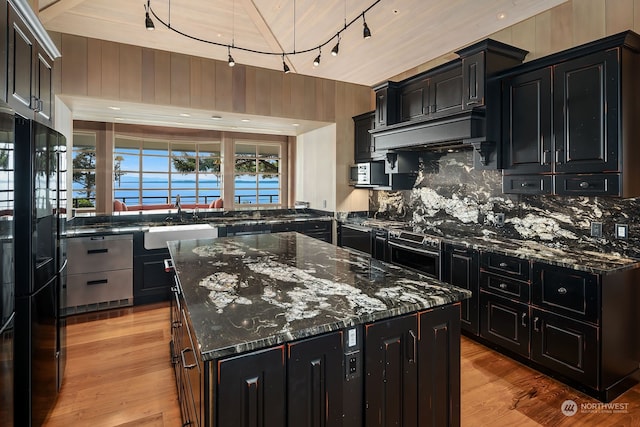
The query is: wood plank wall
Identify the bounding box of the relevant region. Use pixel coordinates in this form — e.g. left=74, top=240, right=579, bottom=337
left=391, top=0, right=640, bottom=82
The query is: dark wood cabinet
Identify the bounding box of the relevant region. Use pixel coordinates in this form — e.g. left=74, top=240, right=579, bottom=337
left=461, top=51, right=485, bottom=110
left=479, top=291, right=530, bottom=358
left=354, top=111, right=376, bottom=162
left=499, top=31, right=640, bottom=196
left=501, top=67, right=552, bottom=176
left=474, top=252, right=640, bottom=402
left=287, top=331, right=345, bottom=427
left=133, top=233, right=172, bottom=305
left=373, top=81, right=400, bottom=128
left=442, top=244, right=479, bottom=335
left=0, top=1, right=7, bottom=103
left=530, top=307, right=598, bottom=389
left=553, top=50, right=619, bottom=175
left=418, top=305, right=461, bottom=427
left=216, top=346, right=286, bottom=427
left=399, top=65, right=463, bottom=122
left=7, top=4, right=54, bottom=125
left=365, top=313, right=418, bottom=427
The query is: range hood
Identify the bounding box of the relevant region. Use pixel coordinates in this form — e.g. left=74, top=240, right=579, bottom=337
left=369, top=109, right=494, bottom=166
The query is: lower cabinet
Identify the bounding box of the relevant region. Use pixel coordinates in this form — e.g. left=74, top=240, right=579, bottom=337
left=442, top=244, right=479, bottom=334
left=133, top=232, right=172, bottom=305
left=365, top=304, right=461, bottom=427
left=476, top=255, right=640, bottom=401
left=217, top=346, right=286, bottom=427
left=171, top=292, right=461, bottom=427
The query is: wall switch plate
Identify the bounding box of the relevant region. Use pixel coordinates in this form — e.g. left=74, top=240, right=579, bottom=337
left=615, top=224, right=628, bottom=239
left=495, top=213, right=505, bottom=227
left=591, top=221, right=603, bottom=238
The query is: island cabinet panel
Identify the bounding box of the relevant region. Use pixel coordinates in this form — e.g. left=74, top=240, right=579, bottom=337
left=216, top=346, right=286, bottom=427
left=418, top=305, right=461, bottom=427
left=133, top=232, right=173, bottom=305
left=442, top=244, right=479, bottom=335
left=365, top=313, right=418, bottom=427
left=287, top=331, right=345, bottom=427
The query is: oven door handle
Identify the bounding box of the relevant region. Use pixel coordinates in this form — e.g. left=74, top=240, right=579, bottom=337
left=342, top=223, right=373, bottom=233
left=388, top=241, right=440, bottom=257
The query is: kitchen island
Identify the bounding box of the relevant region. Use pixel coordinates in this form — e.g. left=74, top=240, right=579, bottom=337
left=168, top=232, right=471, bottom=427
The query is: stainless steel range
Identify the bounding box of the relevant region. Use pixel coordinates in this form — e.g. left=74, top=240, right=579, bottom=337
left=387, top=229, right=442, bottom=279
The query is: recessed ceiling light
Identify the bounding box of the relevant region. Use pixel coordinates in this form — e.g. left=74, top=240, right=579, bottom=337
left=497, top=12, right=506, bottom=20
left=292, top=123, right=300, bottom=127
left=241, top=119, right=250, bottom=122
left=108, top=106, right=121, bottom=110
left=179, top=113, right=191, bottom=117
left=211, top=115, right=223, bottom=120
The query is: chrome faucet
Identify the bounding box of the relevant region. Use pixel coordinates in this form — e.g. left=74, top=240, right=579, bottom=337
left=175, top=194, right=182, bottom=221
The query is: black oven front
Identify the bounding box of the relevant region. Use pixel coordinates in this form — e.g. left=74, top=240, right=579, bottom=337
left=387, top=238, right=440, bottom=279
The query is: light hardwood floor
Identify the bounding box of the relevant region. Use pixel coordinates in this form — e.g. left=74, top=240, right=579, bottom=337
left=43, top=303, right=640, bottom=427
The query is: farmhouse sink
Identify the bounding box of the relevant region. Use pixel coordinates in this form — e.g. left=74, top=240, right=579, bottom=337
left=144, top=223, right=219, bottom=250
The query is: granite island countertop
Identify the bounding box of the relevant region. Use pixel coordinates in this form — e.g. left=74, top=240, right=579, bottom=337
left=167, top=232, right=471, bottom=361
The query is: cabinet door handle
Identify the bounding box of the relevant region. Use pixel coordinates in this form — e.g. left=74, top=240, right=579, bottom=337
left=542, top=150, right=551, bottom=165
left=521, top=312, right=527, bottom=327
left=499, top=283, right=508, bottom=290
left=408, top=330, right=417, bottom=363
left=555, top=149, right=563, bottom=164
left=533, top=317, right=540, bottom=332
left=499, top=262, right=508, bottom=268
left=557, top=287, right=568, bottom=295
left=579, top=181, right=590, bottom=189
left=181, top=348, right=197, bottom=370
left=164, top=258, right=174, bottom=272
left=87, top=279, right=108, bottom=286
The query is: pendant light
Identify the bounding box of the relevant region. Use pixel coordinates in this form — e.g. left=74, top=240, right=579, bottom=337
left=363, top=13, right=372, bottom=39
left=144, top=0, right=154, bottom=30
left=313, top=48, right=321, bottom=67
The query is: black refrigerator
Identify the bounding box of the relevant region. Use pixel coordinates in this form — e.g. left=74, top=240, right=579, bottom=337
left=12, top=112, right=67, bottom=427
left=0, top=103, right=15, bottom=426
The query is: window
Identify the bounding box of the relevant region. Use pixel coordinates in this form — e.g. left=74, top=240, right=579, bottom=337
left=113, top=136, right=222, bottom=207
left=234, top=142, right=281, bottom=205
left=71, top=132, right=97, bottom=208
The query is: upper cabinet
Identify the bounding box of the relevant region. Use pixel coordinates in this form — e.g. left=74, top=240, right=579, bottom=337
left=500, top=31, right=640, bottom=197
left=5, top=1, right=59, bottom=126
left=353, top=111, right=376, bottom=163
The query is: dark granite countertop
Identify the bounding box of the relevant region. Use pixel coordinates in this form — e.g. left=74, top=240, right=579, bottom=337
left=340, top=218, right=640, bottom=275
left=65, top=209, right=332, bottom=237
left=167, top=232, right=471, bottom=361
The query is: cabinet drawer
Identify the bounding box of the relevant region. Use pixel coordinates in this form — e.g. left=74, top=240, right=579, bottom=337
left=532, top=263, right=599, bottom=324
left=503, top=175, right=552, bottom=195
left=480, top=291, right=529, bottom=358
left=481, top=252, right=530, bottom=281
left=68, top=234, right=133, bottom=274
left=555, top=174, right=620, bottom=196
left=530, top=308, right=598, bottom=389
left=480, top=272, right=530, bottom=303
left=66, top=269, right=133, bottom=307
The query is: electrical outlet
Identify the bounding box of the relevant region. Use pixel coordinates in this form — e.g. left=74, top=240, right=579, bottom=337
left=615, top=224, right=628, bottom=239
left=495, top=213, right=505, bottom=227
left=590, top=221, right=603, bottom=238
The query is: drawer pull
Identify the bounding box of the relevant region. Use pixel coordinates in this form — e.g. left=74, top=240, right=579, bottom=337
left=87, top=279, right=108, bottom=286
left=579, top=181, right=589, bottom=189
left=499, top=283, right=508, bottom=290
left=520, top=182, right=530, bottom=188
left=499, top=262, right=508, bottom=268
left=557, top=287, right=568, bottom=295
left=521, top=312, right=527, bottom=327
left=87, top=248, right=108, bottom=255
left=181, top=348, right=197, bottom=370
left=533, top=317, right=540, bottom=332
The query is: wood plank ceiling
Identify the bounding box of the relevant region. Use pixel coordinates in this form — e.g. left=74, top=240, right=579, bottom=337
left=40, top=0, right=568, bottom=87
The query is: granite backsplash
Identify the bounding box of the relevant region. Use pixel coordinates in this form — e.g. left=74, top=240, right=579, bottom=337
left=369, top=149, right=640, bottom=259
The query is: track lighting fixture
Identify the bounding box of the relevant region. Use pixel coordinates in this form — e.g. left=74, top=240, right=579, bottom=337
left=363, top=14, right=371, bottom=39
left=144, top=1, right=154, bottom=31
left=228, top=47, right=235, bottom=67
left=143, top=0, right=381, bottom=68
left=331, top=35, right=340, bottom=56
